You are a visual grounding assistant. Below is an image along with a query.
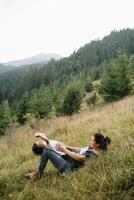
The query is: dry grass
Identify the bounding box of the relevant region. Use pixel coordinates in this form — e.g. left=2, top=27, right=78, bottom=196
left=0, top=95, right=134, bottom=200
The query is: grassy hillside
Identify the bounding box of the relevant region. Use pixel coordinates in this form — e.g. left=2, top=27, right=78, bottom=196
left=0, top=96, right=134, bottom=200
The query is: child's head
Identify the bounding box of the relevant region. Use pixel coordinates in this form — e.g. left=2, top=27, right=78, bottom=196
left=32, top=140, right=47, bottom=155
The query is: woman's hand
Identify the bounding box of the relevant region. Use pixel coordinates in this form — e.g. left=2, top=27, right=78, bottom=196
left=56, top=143, right=67, bottom=152
left=60, top=142, right=67, bottom=148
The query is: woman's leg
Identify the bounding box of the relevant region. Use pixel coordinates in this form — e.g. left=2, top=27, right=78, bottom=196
left=38, top=149, right=71, bottom=174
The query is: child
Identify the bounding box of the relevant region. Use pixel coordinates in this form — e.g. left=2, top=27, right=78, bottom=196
left=25, top=132, right=65, bottom=179
left=33, top=132, right=66, bottom=156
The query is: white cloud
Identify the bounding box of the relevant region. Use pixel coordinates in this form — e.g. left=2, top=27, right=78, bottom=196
left=0, top=0, right=134, bottom=62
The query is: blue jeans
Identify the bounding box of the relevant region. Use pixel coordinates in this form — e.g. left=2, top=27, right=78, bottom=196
left=38, top=148, right=80, bottom=174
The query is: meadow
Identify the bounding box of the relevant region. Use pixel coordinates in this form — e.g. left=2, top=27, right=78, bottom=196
left=0, top=95, right=134, bottom=200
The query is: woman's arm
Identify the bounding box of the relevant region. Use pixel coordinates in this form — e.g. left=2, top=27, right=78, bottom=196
left=56, top=143, right=86, bottom=162
left=35, top=133, right=82, bottom=153
left=35, top=132, right=49, bottom=144
left=65, top=145, right=82, bottom=153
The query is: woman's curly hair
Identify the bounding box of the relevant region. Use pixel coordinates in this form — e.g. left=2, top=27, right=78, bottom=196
left=94, top=133, right=111, bottom=151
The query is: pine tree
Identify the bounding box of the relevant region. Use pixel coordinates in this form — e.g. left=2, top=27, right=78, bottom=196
left=17, top=92, right=29, bottom=123
left=99, top=67, right=119, bottom=101
left=84, top=78, right=93, bottom=93
left=28, top=87, right=53, bottom=119
left=99, top=54, right=130, bottom=101
left=128, top=54, right=134, bottom=93
left=62, top=86, right=82, bottom=116
left=116, top=54, right=130, bottom=97
left=0, top=100, right=12, bottom=134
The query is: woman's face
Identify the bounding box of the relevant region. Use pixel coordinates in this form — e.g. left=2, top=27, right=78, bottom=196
left=90, top=135, right=99, bottom=149
left=36, top=140, right=47, bottom=148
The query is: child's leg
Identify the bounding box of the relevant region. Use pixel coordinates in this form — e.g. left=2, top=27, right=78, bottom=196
left=38, top=149, right=71, bottom=174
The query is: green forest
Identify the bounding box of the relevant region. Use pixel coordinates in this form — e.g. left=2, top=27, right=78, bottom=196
left=0, top=28, right=134, bottom=134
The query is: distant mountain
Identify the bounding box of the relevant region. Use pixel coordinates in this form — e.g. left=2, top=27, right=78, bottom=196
left=0, top=64, right=15, bottom=74
left=3, top=53, right=62, bottom=67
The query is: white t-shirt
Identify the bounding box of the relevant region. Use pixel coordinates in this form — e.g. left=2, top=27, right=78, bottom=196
left=78, top=146, right=96, bottom=158
left=79, top=146, right=89, bottom=155
left=47, top=140, right=65, bottom=155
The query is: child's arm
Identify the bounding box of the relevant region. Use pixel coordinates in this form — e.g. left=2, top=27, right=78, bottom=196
left=35, top=132, right=49, bottom=144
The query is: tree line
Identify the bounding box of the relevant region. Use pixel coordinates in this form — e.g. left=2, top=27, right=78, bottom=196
left=0, top=29, right=134, bottom=134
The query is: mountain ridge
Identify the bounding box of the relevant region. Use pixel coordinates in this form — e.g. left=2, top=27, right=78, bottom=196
left=2, top=53, right=63, bottom=67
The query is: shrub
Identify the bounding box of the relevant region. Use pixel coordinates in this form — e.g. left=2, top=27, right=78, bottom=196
left=84, top=79, right=93, bottom=93
left=62, top=86, right=82, bottom=116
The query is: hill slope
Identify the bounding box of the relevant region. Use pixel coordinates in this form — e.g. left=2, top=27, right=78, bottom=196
left=0, top=95, right=134, bottom=200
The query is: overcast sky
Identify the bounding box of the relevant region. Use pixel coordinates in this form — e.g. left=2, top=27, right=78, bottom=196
left=0, top=0, right=134, bottom=63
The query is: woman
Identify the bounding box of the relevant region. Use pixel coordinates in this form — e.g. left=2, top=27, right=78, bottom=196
left=26, top=132, right=111, bottom=179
